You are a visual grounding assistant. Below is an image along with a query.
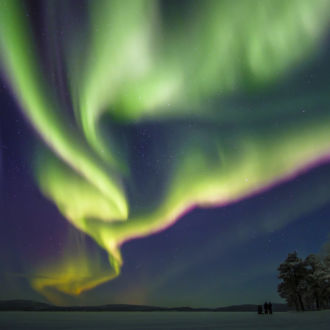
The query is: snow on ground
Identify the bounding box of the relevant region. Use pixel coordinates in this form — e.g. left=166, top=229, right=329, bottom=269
left=1, top=311, right=330, bottom=329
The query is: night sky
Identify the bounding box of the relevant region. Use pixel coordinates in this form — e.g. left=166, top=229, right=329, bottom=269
left=1, top=0, right=330, bottom=307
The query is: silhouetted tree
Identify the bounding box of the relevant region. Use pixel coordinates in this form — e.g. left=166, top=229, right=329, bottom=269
left=278, top=281, right=299, bottom=310
left=304, top=254, right=323, bottom=309
left=277, top=252, right=307, bottom=311
left=278, top=251, right=330, bottom=310
left=322, top=255, right=330, bottom=306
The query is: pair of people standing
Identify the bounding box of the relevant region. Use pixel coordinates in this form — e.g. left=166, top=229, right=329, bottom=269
left=264, top=302, right=272, bottom=314
left=257, top=302, right=272, bottom=314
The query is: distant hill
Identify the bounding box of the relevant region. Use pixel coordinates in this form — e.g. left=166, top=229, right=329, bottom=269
left=0, top=300, right=289, bottom=312
left=0, top=300, right=53, bottom=311
left=215, top=303, right=289, bottom=312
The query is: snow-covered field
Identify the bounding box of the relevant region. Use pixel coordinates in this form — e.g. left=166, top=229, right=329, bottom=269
left=1, top=311, right=330, bottom=329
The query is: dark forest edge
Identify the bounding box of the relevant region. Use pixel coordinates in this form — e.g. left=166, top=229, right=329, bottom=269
left=0, top=300, right=288, bottom=312
left=278, top=251, right=330, bottom=311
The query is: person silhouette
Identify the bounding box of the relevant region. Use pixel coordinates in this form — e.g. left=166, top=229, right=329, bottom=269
left=264, top=302, right=268, bottom=314
left=257, top=305, right=263, bottom=314
left=268, top=302, right=272, bottom=314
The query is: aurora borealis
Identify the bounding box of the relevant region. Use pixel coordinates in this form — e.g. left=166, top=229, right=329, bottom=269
left=1, top=0, right=330, bottom=307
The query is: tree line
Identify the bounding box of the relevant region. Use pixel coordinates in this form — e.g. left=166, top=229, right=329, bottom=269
left=277, top=251, right=330, bottom=311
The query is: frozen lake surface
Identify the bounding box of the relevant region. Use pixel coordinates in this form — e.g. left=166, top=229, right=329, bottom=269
left=1, top=311, right=330, bottom=329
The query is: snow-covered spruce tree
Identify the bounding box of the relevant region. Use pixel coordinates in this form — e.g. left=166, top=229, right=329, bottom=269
left=277, top=252, right=307, bottom=311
